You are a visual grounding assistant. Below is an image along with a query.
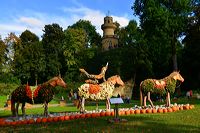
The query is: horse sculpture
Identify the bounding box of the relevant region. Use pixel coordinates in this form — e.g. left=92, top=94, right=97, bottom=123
left=11, top=76, right=67, bottom=117
left=140, top=71, right=184, bottom=107
left=78, top=75, right=124, bottom=113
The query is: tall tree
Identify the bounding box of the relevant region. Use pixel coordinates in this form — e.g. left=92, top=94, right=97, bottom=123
left=42, top=23, right=65, bottom=79
left=182, top=0, right=200, bottom=89
left=13, top=30, right=45, bottom=84
left=3, top=33, right=21, bottom=73
left=133, top=0, right=192, bottom=73
left=69, top=20, right=101, bottom=48
left=63, top=28, right=87, bottom=81
left=0, top=36, right=6, bottom=73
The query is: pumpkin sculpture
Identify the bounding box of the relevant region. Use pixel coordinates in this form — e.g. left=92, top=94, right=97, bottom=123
left=140, top=71, right=184, bottom=107
left=78, top=75, right=124, bottom=113
left=11, top=76, right=66, bottom=117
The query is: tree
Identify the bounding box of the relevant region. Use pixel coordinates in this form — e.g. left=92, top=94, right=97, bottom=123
left=0, top=36, right=6, bottom=73
left=42, top=23, right=65, bottom=79
left=13, top=30, right=45, bottom=85
left=68, top=20, right=101, bottom=48
left=63, top=28, right=87, bottom=81
left=132, top=0, right=192, bottom=74
left=3, top=33, right=21, bottom=73
left=181, top=1, right=200, bottom=89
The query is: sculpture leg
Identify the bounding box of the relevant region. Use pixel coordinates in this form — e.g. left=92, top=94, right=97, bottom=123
left=106, top=98, right=110, bottom=111
left=147, top=92, right=154, bottom=107
left=80, top=97, right=85, bottom=113
left=15, top=102, right=20, bottom=117
left=143, top=95, right=147, bottom=107
left=21, top=102, right=25, bottom=117
left=166, top=92, right=171, bottom=107
left=44, top=102, right=48, bottom=117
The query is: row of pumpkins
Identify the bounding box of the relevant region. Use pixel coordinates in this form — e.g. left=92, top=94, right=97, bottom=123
left=0, top=104, right=194, bottom=126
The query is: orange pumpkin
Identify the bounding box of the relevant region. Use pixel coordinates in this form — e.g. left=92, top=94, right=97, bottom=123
left=125, top=110, right=130, bottom=115
left=111, top=111, right=115, bottom=116
left=17, top=120, right=22, bottom=125
left=157, top=108, right=163, bottom=113
left=10, top=121, right=17, bottom=126
left=80, top=114, right=85, bottom=119
left=53, top=117, right=59, bottom=122
left=146, top=108, right=152, bottom=113
left=4, top=121, right=10, bottom=126
left=21, top=120, right=28, bottom=125
left=85, top=113, right=91, bottom=118
left=189, top=105, right=194, bottom=109
left=59, top=116, right=65, bottom=121
left=0, top=121, right=5, bottom=126
left=135, top=109, right=140, bottom=114
left=36, top=118, right=42, bottom=123
left=176, top=106, right=179, bottom=111
left=105, top=111, right=111, bottom=116
left=183, top=105, right=189, bottom=110
left=130, top=109, right=135, bottom=114
left=100, top=112, right=105, bottom=117
left=75, top=114, right=81, bottom=119
left=163, top=108, right=168, bottom=113
left=172, top=106, right=177, bottom=112
left=91, top=113, right=97, bottom=118
left=70, top=115, right=75, bottom=120
left=41, top=118, right=47, bottom=123
left=47, top=117, right=53, bottom=123
left=64, top=115, right=70, bottom=120
left=152, top=108, right=157, bottom=113
left=96, top=112, right=100, bottom=117
left=167, top=108, right=173, bottom=112
left=140, top=109, right=146, bottom=114
left=28, top=119, right=35, bottom=124
left=179, top=106, right=183, bottom=110
left=120, top=110, right=125, bottom=116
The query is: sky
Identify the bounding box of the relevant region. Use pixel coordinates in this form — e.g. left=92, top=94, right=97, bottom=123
left=0, top=0, right=138, bottom=40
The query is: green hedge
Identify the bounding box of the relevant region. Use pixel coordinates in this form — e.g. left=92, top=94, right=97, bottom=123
left=0, top=83, right=19, bottom=96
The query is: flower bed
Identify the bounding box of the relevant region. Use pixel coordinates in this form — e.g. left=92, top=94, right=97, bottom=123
left=0, top=103, right=194, bottom=126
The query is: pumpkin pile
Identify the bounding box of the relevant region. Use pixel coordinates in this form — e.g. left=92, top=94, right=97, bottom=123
left=0, top=104, right=194, bottom=126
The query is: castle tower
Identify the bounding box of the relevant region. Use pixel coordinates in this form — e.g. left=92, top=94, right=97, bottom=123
left=101, top=16, right=118, bottom=51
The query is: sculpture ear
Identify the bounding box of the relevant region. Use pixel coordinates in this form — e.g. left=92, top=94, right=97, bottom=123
left=106, top=62, right=109, bottom=67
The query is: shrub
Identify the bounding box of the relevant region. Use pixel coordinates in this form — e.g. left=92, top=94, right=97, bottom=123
left=0, top=83, right=19, bottom=95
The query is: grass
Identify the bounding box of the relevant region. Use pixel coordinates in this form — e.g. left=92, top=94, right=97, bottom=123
left=0, top=97, right=200, bottom=133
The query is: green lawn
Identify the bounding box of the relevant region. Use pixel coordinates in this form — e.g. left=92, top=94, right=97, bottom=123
left=0, top=97, right=200, bottom=133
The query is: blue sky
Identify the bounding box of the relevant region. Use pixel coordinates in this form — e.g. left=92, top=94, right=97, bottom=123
left=0, top=0, right=138, bottom=39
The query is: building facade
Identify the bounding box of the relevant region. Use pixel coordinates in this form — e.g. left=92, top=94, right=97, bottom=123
left=101, top=16, right=118, bottom=51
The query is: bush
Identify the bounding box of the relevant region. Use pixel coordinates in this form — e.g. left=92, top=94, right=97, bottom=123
left=0, top=73, right=20, bottom=84
left=0, top=83, right=19, bottom=95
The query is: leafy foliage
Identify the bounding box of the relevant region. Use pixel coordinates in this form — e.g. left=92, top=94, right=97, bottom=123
left=42, top=23, right=65, bottom=80
left=69, top=20, right=101, bottom=48
left=181, top=0, right=200, bottom=90
left=13, top=30, right=45, bottom=85
left=0, top=37, right=6, bottom=72
left=132, top=0, right=192, bottom=74
left=63, top=28, right=87, bottom=81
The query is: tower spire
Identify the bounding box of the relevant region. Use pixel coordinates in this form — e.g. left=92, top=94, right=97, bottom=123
left=106, top=10, right=110, bottom=16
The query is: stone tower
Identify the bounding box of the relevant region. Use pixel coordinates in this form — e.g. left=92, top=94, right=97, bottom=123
left=101, top=16, right=118, bottom=51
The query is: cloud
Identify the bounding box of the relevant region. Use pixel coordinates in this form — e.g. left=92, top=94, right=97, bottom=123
left=0, top=4, right=130, bottom=39
left=18, top=17, right=43, bottom=27
left=63, top=6, right=129, bottom=35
